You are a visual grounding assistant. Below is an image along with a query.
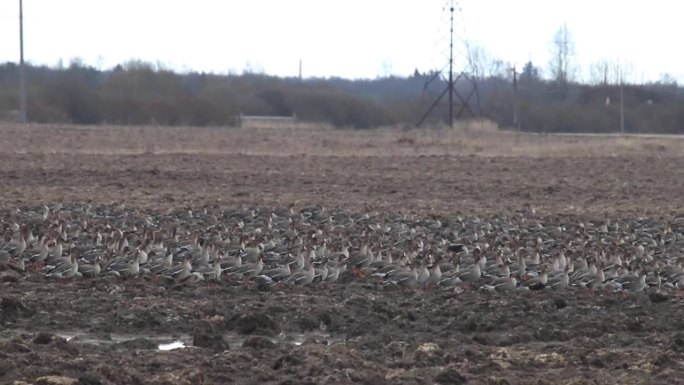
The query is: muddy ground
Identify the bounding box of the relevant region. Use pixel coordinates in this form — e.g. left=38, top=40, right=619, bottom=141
left=1, top=124, right=684, bottom=384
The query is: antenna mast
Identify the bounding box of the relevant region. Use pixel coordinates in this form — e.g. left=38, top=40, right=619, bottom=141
left=447, top=1, right=454, bottom=125
left=19, top=0, right=27, bottom=123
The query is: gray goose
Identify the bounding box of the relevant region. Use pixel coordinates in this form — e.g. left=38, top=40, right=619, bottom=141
left=285, top=263, right=315, bottom=286
left=384, top=266, right=418, bottom=288
left=46, top=254, right=78, bottom=279
left=78, top=256, right=102, bottom=278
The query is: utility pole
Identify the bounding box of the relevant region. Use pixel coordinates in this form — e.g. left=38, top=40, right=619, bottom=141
left=512, top=65, right=519, bottom=130
left=19, top=0, right=27, bottom=123
left=619, top=81, right=624, bottom=134
left=447, top=3, right=454, bottom=127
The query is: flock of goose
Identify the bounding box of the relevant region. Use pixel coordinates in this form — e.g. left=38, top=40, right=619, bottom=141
left=1, top=203, right=684, bottom=293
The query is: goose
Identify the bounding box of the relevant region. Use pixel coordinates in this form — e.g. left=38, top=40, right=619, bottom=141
left=315, top=239, right=327, bottom=259
left=548, top=266, right=570, bottom=290
left=43, top=241, right=74, bottom=270
left=0, top=249, right=9, bottom=265
left=481, top=276, right=518, bottom=292
left=0, top=230, right=27, bottom=259
left=520, top=266, right=548, bottom=290
left=159, top=258, right=193, bottom=281
left=313, top=262, right=329, bottom=283
left=192, top=243, right=212, bottom=267
left=286, top=250, right=305, bottom=272
left=324, top=261, right=344, bottom=283
left=228, top=257, right=264, bottom=278
left=371, top=253, right=408, bottom=278
left=78, top=257, right=102, bottom=278
left=484, top=250, right=505, bottom=275
left=107, top=253, right=140, bottom=278
left=25, top=235, right=48, bottom=260
left=447, top=243, right=466, bottom=253
left=220, top=252, right=242, bottom=271
left=570, top=260, right=597, bottom=281
left=49, top=240, right=64, bottom=260
left=285, top=263, right=315, bottom=286
left=193, top=258, right=222, bottom=281
left=645, top=268, right=661, bottom=290
left=348, top=243, right=373, bottom=274
left=147, top=249, right=174, bottom=275
left=262, top=263, right=291, bottom=282
left=584, top=269, right=606, bottom=290
left=438, top=263, right=462, bottom=286
left=384, top=266, right=418, bottom=288
left=240, top=242, right=263, bottom=263
left=485, top=264, right=511, bottom=286
left=416, top=261, right=430, bottom=287
left=367, top=247, right=392, bottom=273
left=26, top=205, right=50, bottom=224
left=425, top=263, right=442, bottom=288
left=617, top=270, right=646, bottom=292
left=46, top=254, right=78, bottom=279
left=458, top=261, right=482, bottom=286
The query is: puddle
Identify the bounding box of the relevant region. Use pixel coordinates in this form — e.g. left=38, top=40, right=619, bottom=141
left=48, top=330, right=342, bottom=350
left=59, top=333, right=77, bottom=342
left=54, top=331, right=194, bottom=351
left=282, top=331, right=336, bottom=346
left=158, top=341, right=186, bottom=351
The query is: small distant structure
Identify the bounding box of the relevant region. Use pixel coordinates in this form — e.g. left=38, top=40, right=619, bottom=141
left=1, top=109, right=20, bottom=122
left=236, top=113, right=298, bottom=128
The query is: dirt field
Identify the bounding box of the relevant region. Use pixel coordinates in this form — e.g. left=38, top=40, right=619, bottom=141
left=1, top=123, right=684, bottom=385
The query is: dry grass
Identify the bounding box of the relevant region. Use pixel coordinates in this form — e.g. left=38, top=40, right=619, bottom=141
left=0, top=122, right=683, bottom=158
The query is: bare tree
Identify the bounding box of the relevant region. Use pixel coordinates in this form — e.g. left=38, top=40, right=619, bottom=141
left=467, top=43, right=507, bottom=80
left=548, top=23, right=576, bottom=85
left=610, top=60, right=634, bottom=85
left=589, top=59, right=635, bottom=85
left=589, top=60, right=611, bottom=85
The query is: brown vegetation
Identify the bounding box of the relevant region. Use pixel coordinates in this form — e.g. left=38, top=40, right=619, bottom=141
left=0, top=121, right=682, bottom=159
left=0, top=123, right=683, bottom=216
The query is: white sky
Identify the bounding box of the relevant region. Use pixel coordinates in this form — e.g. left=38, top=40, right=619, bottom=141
left=0, top=0, right=682, bottom=82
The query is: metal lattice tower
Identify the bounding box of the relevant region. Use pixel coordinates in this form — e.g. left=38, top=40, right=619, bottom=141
left=417, top=1, right=480, bottom=127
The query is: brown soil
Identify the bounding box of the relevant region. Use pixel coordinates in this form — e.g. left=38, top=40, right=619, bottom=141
left=1, top=123, right=684, bottom=385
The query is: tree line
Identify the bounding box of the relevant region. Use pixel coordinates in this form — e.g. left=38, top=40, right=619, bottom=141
left=0, top=57, right=682, bottom=133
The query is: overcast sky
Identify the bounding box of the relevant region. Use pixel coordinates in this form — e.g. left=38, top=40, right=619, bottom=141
left=0, top=0, right=681, bottom=82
